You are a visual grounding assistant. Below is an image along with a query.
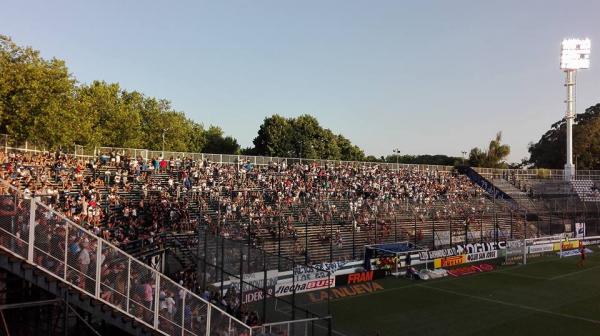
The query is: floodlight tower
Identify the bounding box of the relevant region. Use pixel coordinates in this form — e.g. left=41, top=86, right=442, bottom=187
left=560, top=38, right=591, bottom=181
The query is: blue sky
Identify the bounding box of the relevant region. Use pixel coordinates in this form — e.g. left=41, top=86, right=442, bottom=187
left=2, top=0, right=599, bottom=161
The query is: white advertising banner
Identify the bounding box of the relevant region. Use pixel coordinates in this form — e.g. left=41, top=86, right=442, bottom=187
left=274, top=277, right=335, bottom=297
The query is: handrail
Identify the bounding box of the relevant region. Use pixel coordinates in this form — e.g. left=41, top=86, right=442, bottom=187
left=0, top=178, right=253, bottom=336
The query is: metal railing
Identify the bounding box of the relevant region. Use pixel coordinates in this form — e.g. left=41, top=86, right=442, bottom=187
left=475, top=167, right=600, bottom=181
left=0, top=179, right=253, bottom=336
left=251, top=317, right=333, bottom=336
left=89, top=146, right=454, bottom=172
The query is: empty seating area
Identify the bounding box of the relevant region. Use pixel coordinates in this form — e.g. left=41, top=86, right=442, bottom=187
left=571, top=180, right=600, bottom=202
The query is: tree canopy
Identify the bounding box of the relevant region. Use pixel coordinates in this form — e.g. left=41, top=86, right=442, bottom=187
left=2, top=34, right=512, bottom=164
left=528, top=103, right=600, bottom=169
left=252, top=114, right=365, bottom=160
left=0, top=35, right=238, bottom=154
left=468, top=132, right=511, bottom=168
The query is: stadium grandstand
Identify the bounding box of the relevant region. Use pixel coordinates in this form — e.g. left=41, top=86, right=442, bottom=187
left=2, top=5, right=600, bottom=334
left=2, top=141, right=600, bottom=335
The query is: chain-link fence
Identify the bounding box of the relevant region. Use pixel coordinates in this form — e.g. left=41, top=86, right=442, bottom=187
left=180, top=230, right=333, bottom=335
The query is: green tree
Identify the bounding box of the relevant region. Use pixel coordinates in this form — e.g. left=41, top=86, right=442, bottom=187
left=0, top=35, right=79, bottom=149
left=337, top=135, right=365, bottom=161
left=252, top=114, right=364, bottom=160
left=253, top=115, right=293, bottom=156
left=529, top=103, right=600, bottom=169
left=75, top=81, right=144, bottom=148
left=203, top=126, right=240, bottom=154
left=468, top=132, right=511, bottom=168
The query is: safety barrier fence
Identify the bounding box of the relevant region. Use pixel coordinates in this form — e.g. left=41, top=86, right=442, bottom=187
left=4, top=140, right=600, bottom=179
left=251, top=317, right=333, bottom=336
left=1, top=141, right=452, bottom=172
left=0, top=178, right=252, bottom=336
left=475, top=167, right=600, bottom=181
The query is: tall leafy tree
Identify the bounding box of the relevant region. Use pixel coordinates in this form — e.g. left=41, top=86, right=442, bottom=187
left=75, top=81, right=144, bottom=148
left=203, top=126, right=240, bottom=154
left=529, top=103, right=600, bottom=169
left=468, top=132, right=511, bottom=168
left=0, top=35, right=79, bottom=148
left=253, top=114, right=293, bottom=157
left=252, top=114, right=364, bottom=160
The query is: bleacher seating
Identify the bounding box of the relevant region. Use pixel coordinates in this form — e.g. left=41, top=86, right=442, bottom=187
left=572, top=180, right=600, bottom=202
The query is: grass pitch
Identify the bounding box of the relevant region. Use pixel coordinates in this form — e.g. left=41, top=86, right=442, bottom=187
left=307, top=251, right=600, bottom=336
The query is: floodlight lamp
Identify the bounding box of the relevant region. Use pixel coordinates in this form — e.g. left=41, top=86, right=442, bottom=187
left=560, top=38, right=591, bottom=70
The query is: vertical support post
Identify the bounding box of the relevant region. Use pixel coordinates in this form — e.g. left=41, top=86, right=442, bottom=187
left=352, top=216, right=356, bottom=260
left=479, top=213, right=483, bottom=243
left=180, top=293, right=186, bottom=336
left=394, top=212, right=398, bottom=242
left=523, top=235, right=527, bottom=265
left=26, top=199, right=37, bottom=264
left=205, top=305, right=211, bottom=336
left=220, top=237, right=225, bottom=298
left=449, top=215, right=453, bottom=246
left=510, top=211, right=513, bottom=239
left=64, top=224, right=69, bottom=280
left=305, top=219, right=308, bottom=264
left=564, top=69, right=576, bottom=181
left=432, top=215, right=436, bottom=249
left=277, top=221, right=281, bottom=269
left=126, top=258, right=131, bottom=313
left=413, top=217, right=417, bottom=244
left=95, top=240, right=102, bottom=298
left=239, top=244, right=244, bottom=309
left=262, top=253, right=267, bottom=324
left=203, top=230, right=208, bottom=290
left=291, top=260, right=296, bottom=321
left=153, top=275, right=160, bottom=328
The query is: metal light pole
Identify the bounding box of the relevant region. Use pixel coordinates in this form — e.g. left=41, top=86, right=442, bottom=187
left=161, top=128, right=169, bottom=158
left=560, top=38, right=591, bottom=181
left=461, top=151, right=467, bottom=165
left=393, top=148, right=401, bottom=170
left=564, top=69, right=576, bottom=180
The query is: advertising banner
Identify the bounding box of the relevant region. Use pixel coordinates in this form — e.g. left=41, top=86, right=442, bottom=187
left=557, top=248, right=592, bottom=258
left=434, top=255, right=466, bottom=268
left=575, top=223, right=586, bottom=238
left=228, top=270, right=279, bottom=303
left=553, top=240, right=580, bottom=252
left=292, top=261, right=346, bottom=282
left=274, top=277, right=335, bottom=297
left=528, top=244, right=553, bottom=254
left=335, top=270, right=386, bottom=287
left=465, top=250, right=498, bottom=263
left=422, top=241, right=508, bottom=261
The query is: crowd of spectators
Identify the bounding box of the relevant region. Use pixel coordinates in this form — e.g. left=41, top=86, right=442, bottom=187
left=0, top=148, right=498, bottom=334
left=0, top=149, right=490, bottom=259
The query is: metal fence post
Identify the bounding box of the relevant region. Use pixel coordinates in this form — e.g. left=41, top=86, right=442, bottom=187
left=205, top=304, right=211, bottom=336
left=27, top=198, right=37, bottom=263
left=95, top=240, right=102, bottom=298
left=126, top=258, right=131, bottom=313
left=180, top=293, right=186, bottom=336
left=153, top=275, right=160, bottom=328
left=64, top=224, right=69, bottom=280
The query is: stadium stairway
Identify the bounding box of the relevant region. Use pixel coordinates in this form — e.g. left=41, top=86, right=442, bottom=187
left=0, top=251, right=154, bottom=335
